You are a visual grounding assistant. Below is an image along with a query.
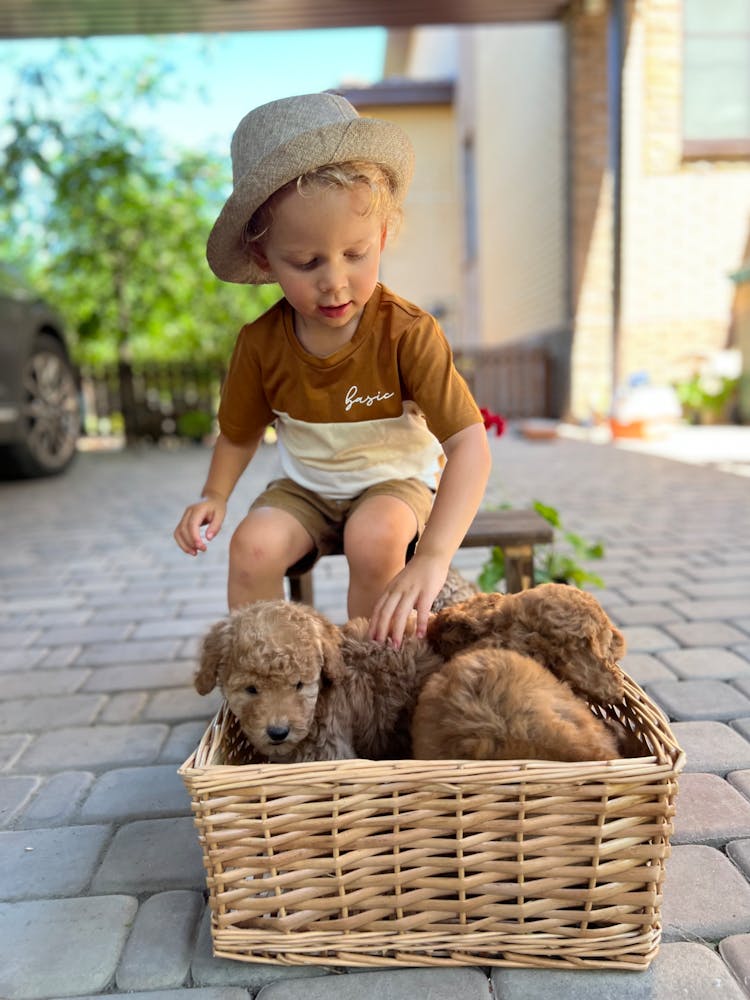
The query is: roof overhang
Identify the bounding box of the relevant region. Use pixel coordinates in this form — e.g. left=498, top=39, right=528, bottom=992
left=337, top=79, right=455, bottom=107
left=0, top=1, right=572, bottom=39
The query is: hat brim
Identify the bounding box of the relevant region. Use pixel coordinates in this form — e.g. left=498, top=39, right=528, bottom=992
left=206, top=117, right=414, bottom=284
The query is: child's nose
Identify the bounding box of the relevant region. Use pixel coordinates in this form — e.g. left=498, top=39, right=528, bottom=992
left=318, top=262, right=345, bottom=292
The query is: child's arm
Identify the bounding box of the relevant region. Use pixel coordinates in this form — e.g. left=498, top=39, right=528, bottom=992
left=368, top=421, right=491, bottom=646
left=173, top=429, right=264, bottom=556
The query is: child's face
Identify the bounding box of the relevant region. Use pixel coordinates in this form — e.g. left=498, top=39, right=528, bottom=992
left=252, top=182, right=386, bottom=353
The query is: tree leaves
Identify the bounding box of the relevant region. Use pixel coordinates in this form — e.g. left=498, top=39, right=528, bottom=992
left=0, top=39, right=273, bottom=365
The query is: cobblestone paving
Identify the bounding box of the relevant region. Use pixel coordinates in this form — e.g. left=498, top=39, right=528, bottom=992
left=1, top=429, right=749, bottom=999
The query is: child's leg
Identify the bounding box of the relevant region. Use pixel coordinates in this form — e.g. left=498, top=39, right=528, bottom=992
left=343, top=494, right=418, bottom=620
left=228, top=506, right=314, bottom=609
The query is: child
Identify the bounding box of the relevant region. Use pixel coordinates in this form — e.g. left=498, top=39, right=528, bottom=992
left=173, top=92, right=491, bottom=647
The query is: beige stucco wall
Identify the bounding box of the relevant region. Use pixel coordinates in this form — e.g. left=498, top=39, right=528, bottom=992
left=396, top=24, right=459, bottom=79
left=360, top=102, right=463, bottom=342
left=382, top=24, right=567, bottom=351
left=383, top=23, right=567, bottom=345
left=456, top=24, right=568, bottom=348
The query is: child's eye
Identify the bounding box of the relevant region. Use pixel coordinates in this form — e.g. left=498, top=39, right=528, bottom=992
left=345, top=251, right=366, bottom=261
left=295, top=258, right=318, bottom=271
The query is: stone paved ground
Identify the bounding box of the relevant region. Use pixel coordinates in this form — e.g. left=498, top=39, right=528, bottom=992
left=1, top=427, right=749, bottom=999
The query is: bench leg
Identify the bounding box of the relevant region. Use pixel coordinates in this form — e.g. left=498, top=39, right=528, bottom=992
left=503, top=544, right=535, bottom=593
left=288, top=571, right=315, bottom=605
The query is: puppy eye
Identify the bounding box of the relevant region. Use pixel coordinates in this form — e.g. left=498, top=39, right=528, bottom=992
left=245, top=685, right=258, bottom=695
left=296, top=681, right=304, bottom=691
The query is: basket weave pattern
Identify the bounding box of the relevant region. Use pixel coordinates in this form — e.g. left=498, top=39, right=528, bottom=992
left=180, top=674, right=684, bottom=970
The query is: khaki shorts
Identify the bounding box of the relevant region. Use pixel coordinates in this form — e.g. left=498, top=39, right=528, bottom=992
left=250, top=477, right=435, bottom=574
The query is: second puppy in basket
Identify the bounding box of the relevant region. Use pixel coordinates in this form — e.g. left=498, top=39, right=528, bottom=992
left=411, top=644, right=620, bottom=761
left=413, top=584, right=627, bottom=761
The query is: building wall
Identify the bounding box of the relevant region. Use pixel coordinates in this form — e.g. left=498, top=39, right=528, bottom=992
left=362, top=102, right=463, bottom=341
left=457, top=25, right=568, bottom=348
left=376, top=3, right=750, bottom=421
left=619, top=0, right=750, bottom=385
left=395, top=23, right=459, bottom=79
left=568, top=1, right=615, bottom=420
left=568, top=0, right=750, bottom=419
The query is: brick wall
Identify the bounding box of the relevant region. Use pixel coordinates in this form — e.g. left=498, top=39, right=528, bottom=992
left=568, top=0, right=750, bottom=419
left=568, top=0, right=616, bottom=420
left=620, top=0, right=750, bottom=388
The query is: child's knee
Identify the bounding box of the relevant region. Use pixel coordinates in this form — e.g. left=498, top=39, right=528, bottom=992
left=230, top=510, right=313, bottom=575
left=345, top=524, right=412, bottom=576
left=230, top=519, right=283, bottom=572
left=346, top=498, right=416, bottom=558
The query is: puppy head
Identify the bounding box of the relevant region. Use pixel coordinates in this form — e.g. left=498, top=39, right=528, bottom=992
left=426, top=592, right=507, bottom=655
left=196, top=600, right=344, bottom=760
left=525, top=583, right=626, bottom=662
left=514, top=583, right=626, bottom=701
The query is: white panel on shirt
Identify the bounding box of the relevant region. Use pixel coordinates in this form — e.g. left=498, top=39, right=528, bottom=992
left=274, top=401, right=443, bottom=500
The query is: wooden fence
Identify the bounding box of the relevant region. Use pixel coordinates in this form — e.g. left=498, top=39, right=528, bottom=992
left=77, top=342, right=556, bottom=442
left=454, top=343, right=554, bottom=419
left=78, top=361, right=226, bottom=441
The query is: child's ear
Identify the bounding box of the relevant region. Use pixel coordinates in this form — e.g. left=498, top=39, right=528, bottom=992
left=249, top=244, right=272, bottom=277
left=380, top=224, right=388, bottom=251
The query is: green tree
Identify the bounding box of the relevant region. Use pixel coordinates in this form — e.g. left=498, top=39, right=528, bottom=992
left=0, top=40, right=277, bottom=372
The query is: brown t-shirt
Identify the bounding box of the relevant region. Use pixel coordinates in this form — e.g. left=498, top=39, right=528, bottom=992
left=218, top=283, right=482, bottom=500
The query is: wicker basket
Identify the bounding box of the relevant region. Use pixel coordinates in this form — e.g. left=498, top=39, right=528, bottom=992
left=179, top=673, right=684, bottom=970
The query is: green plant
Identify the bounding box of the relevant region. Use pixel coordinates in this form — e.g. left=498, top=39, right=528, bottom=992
left=478, top=500, right=605, bottom=592
left=674, top=373, right=739, bottom=422
left=176, top=409, right=214, bottom=442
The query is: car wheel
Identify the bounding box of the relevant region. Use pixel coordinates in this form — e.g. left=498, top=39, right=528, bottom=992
left=3, top=333, right=81, bottom=478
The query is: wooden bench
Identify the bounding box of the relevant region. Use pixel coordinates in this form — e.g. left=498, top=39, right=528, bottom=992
left=286, top=508, right=554, bottom=605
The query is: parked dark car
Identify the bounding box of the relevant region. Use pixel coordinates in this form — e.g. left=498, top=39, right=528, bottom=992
left=0, top=269, right=80, bottom=478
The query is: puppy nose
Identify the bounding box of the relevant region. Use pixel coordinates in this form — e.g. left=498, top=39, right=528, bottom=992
left=266, top=724, right=290, bottom=742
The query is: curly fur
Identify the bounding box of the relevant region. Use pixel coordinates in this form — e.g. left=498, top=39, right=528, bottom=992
left=429, top=567, right=479, bottom=613
left=195, top=600, right=444, bottom=762
left=411, top=645, right=620, bottom=762
left=426, top=583, right=626, bottom=704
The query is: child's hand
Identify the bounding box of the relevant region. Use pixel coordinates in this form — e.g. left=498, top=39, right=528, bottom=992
left=173, top=495, right=227, bottom=556
left=368, top=554, right=449, bottom=649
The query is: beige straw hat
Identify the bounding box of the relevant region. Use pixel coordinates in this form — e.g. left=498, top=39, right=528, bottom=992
left=206, top=92, right=415, bottom=284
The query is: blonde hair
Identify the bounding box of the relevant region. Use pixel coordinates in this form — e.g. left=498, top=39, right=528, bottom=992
left=242, top=160, right=403, bottom=248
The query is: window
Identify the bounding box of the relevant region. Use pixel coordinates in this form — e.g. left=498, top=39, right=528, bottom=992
left=683, top=0, right=750, bottom=157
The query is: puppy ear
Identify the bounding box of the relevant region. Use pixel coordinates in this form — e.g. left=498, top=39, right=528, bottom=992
left=587, top=608, right=627, bottom=665
left=195, top=618, right=232, bottom=695
left=318, top=619, right=346, bottom=683
left=426, top=595, right=495, bottom=656
left=610, top=623, right=627, bottom=660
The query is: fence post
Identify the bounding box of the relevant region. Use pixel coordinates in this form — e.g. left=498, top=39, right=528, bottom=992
left=117, top=360, right=139, bottom=445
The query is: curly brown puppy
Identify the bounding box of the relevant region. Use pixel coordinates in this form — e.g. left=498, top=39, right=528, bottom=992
left=411, top=645, right=620, bottom=762
left=195, top=600, right=444, bottom=762
left=426, top=583, right=626, bottom=704
left=429, top=567, right=479, bottom=613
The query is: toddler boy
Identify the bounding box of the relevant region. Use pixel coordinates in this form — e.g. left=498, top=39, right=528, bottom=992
left=173, top=92, right=491, bottom=646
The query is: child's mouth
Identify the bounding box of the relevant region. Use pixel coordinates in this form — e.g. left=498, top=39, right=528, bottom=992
left=319, top=302, right=351, bottom=319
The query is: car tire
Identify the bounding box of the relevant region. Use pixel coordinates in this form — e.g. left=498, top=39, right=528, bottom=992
left=0, top=333, right=81, bottom=478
